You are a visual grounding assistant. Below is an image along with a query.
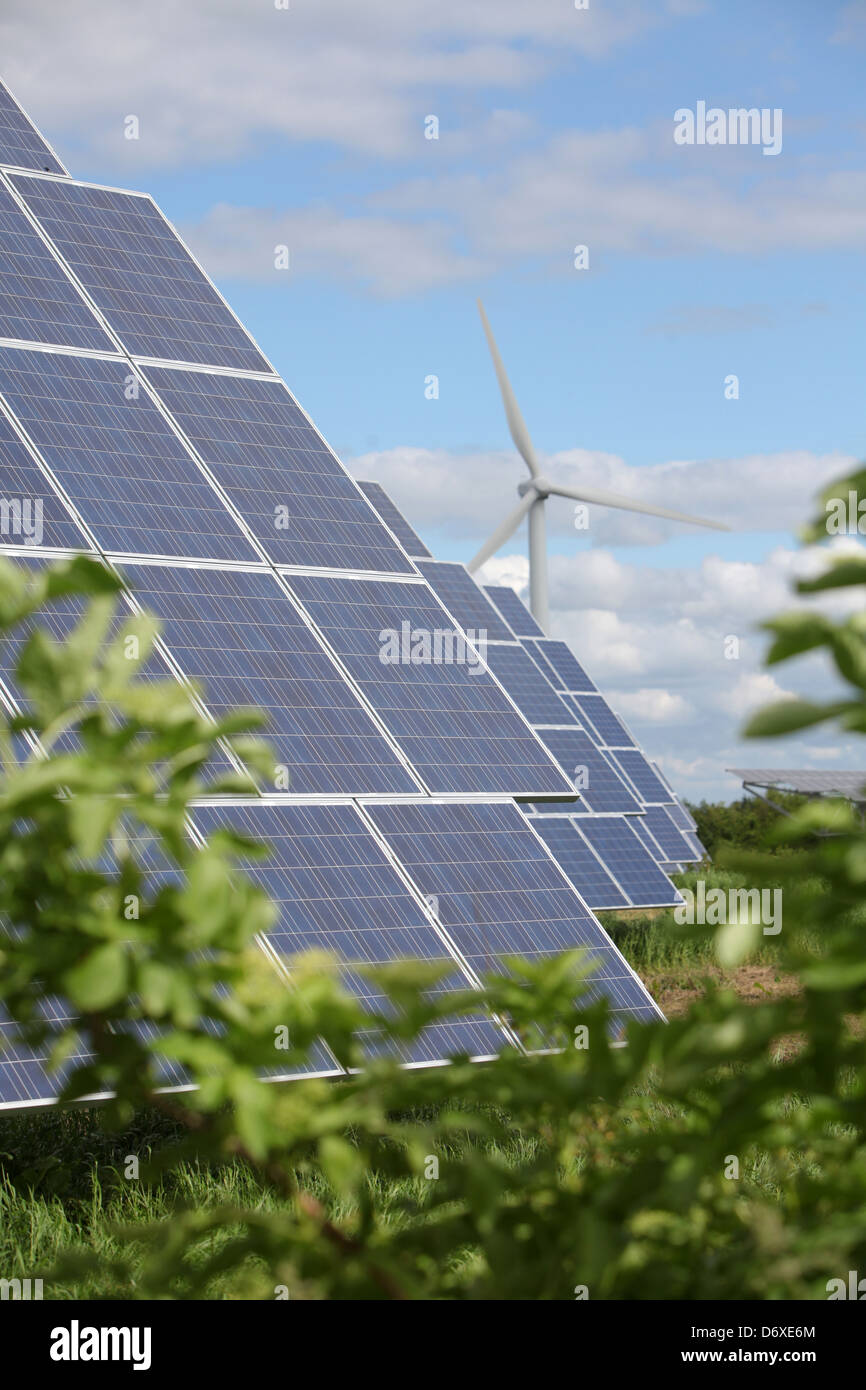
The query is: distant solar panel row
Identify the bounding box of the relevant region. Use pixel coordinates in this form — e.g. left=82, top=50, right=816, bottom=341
left=483, top=584, right=544, bottom=638
left=416, top=561, right=514, bottom=642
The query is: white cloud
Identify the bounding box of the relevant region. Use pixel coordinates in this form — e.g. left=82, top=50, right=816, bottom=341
left=607, top=687, right=692, bottom=723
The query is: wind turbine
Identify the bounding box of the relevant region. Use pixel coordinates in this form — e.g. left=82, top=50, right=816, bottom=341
left=468, top=301, right=730, bottom=632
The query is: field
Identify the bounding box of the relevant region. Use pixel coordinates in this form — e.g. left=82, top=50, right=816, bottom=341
left=0, top=864, right=819, bottom=1301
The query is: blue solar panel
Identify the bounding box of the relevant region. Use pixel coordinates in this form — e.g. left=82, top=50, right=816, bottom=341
left=284, top=574, right=572, bottom=796
left=538, top=728, right=641, bottom=812
left=642, top=804, right=697, bottom=862
left=572, top=694, right=635, bottom=747
left=416, top=561, right=514, bottom=641
left=0, top=82, right=65, bottom=176
left=0, top=554, right=239, bottom=779
left=192, top=802, right=507, bottom=1064
left=575, top=816, right=682, bottom=908
left=0, top=407, right=93, bottom=550
left=629, top=815, right=664, bottom=861
left=140, top=367, right=414, bottom=574
left=683, top=832, right=705, bottom=861
left=120, top=563, right=419, bottom=796
left=666, top=800, right=693, bottom=831
left=611, top=748, right=672, bottom=803
left=482, top=643, right=577, bottom=727
left=525, top=638, right=597, bottom=693
left=366, top=801, right=661, bottom=1022
left=483, top=584, right=544, bottom=638
left=529, top=816, right=629, bottom=910
left=9, top=176, right=270, bottom=372
left=356, top=479, right=431, bottom=559
left=0, top=348, right=260, bottom=561
left=0, top=183, right=113, bottom=351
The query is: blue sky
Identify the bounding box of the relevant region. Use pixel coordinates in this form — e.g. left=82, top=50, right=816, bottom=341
left=3, top=0, right=865, bottom=800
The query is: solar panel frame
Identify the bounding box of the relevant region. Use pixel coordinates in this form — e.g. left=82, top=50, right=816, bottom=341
left=0, top=81, right=68, bottom=177
left=365, top=799, right=664, bottom=1023
left=0, top=179, right=116, bottom=352
left=0, top=347, right=264, bottom=563
left=118, top=560, right=422, bottom=797
left=0, top=402, right=95, bottom=552
left=191, top=800, right=511, bottom=1065
left=283, top=573, right=574, bottom=797
left=8, top=172, right=272, bottom=373
left=528, top=814, right=629, bottom=911
left=416, top=561, right=515, bottom=642
left=141, top=365, right=415, bottom=575
left=483, top=584, right=544, bottom=638
left=575, top=815, right=683, bottom=909
left=355, top=480, right=432, bottom=559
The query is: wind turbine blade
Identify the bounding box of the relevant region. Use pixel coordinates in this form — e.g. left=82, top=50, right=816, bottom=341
left=542, top=481, right=730, bottom=531
left=466, top=492, right=536, bottom=572
left=477, top=300, right=540, bottom=479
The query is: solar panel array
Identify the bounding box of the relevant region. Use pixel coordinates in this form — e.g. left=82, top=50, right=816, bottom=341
left=0, top=80, right=679, bottom=1109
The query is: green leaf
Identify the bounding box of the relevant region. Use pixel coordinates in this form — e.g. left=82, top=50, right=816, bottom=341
left=744, top=698, right=852, bottom=738
left=63, top=943, right=130, bottom=1011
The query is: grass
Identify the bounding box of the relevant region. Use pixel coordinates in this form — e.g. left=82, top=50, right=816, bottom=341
left=0, top=864, right=842, bottom=1299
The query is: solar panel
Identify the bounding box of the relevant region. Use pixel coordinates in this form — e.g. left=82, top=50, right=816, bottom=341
left=611, top=748, right=672, bottom=803
left=683, top=833, right=705, bottom=861
left=0, top=81, right=66, bottom=176
left=0, top=553, right=240, bottom=779
left=9, top=176, right=270, bottom=372
left=416, top=561, right=514, bottom=641
left=525, top=638, right=597, bottom=693
left=119, top=562, right=420, bottom=796
left=529, top=815, right=629, bottom=910
left=141, top=367, right=413, bottom=574
left=482, top=643, right=578, bottom=727
left=572, top=693, right=635, bottom=748
left=0, top=182, right=114, bottom=351
left=483, top=584, right=544, bottom=638
left=356, top=479, right=431, bottom=559
left=537, top=728, right=641, bottom=812
left=666, top=801, right=694, bottom=831
left=0, top=348, right=260, bottom=561
left=576, top=816, right=683, bottom=908
left=0, top=406, right=93, bottom=551
left=629, top=815, right=664, bottom=861
left=642, top=804, right=697, bottom=862
left=366, top=801, right=661, bottom=1022
left=283, top=574, right=572, bottom=796
left=191, top=802, right=508, bottom=1064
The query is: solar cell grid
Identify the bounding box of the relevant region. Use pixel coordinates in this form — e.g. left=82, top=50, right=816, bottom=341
left=284, top=573, right=572, bottom=796
left=483, top=584, right=544, bottom=638
left=482, top=642, right=578, bottom=727
left=576, top=816, right=682, bottom=908
left=192, top=802, right=507, bottom=1064
left=0, top=82, right=65, bottom=176
left=141, top=367, right=414, bottom=574
left=416, top=561, right=514, bottom=641
left=367, top=801, right=661, bottom=1021
left=0, top=348, right=260, bottom=562
left=572, top=693, right=635, bottom=748
left=356, top=479, right=431, bottom=559
left=528, top=639, right=597, bottom=693
left=0, top=182, right=113, bottom=351
left=120, top=562, right=420, bottom=796
left=529, top=816, right=629, bottom=910
left=539, top=727, right=641, bottom=812
left=642, top=804, right=697, bottom=862
left=612, top=748, right=672, bottom=803
left=9, top=176, right=270, bottom=372
left=0, top=407, right=93, bottom=551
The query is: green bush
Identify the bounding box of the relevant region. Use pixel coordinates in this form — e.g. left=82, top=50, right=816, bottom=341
left=1, top=467, right=866, bottom=1300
